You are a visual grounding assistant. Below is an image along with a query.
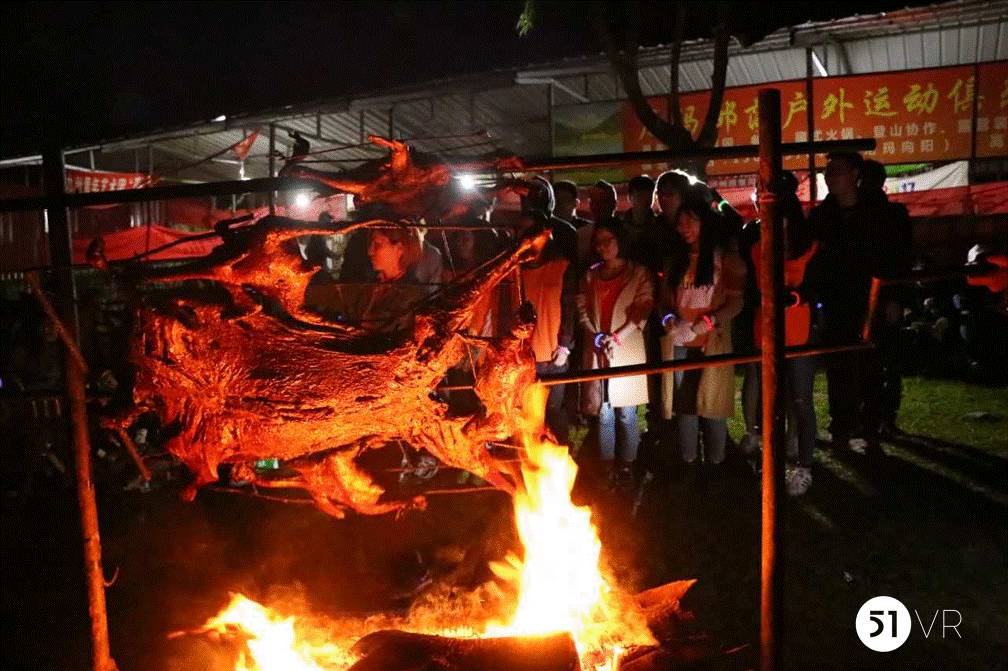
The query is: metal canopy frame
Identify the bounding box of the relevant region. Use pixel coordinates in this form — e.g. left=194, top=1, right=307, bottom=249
left=3, top=2, right=1000, bottom=187
left=1, top=100, right=881, bottom=671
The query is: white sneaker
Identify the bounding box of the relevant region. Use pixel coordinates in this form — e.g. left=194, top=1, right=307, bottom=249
left=785, top=466, right=812, bottom=496
left=739, top=433, right=763, bottom=455
left=848, top=438, right=868, bottom=454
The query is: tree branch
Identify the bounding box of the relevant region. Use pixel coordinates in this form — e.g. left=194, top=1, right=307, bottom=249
left=668, top=2, right=686, bottom=129
left=696, top=25, right=731, bottom=148
left=594, top=3, right=693, bottom=151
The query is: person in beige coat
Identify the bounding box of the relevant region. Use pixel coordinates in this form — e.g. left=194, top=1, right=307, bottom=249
left=577, top=220, right=654, bottom=487
left=659, top=199, right=746, bottom=469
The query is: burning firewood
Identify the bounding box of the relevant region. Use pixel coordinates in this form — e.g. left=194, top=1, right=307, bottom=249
left=348, top=630, right=580, bottom=671
left=634, top=579, right=697, bottom=640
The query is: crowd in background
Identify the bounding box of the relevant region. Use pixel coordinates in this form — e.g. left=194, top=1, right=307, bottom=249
left=298, top=151, right=1008, bottom=495
left=1, top=152, right=1006, bottom=497
left=295, top=150, right=1006, bottom=498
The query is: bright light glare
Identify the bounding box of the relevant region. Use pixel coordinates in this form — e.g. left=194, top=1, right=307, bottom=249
left=457, top=174, right=477, bottom=190
left=294, top=192, right=312, bottom=209
left=212, top=114, right=227, bottom=122
left=811, top=51, right=828, bottom=77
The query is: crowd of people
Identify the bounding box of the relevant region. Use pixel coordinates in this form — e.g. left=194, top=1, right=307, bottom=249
left=299, top=150, right=1005, bottom=498
left=2, top=150, right=1005, bottom=498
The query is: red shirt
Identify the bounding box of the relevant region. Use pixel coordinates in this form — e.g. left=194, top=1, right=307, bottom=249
left=597, top=274, right=627, bottom=333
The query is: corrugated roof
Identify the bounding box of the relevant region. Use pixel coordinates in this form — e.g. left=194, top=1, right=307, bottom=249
left=36, top=0, right=1007, bottom=183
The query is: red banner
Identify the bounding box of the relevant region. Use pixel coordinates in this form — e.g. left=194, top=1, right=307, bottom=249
left=976, top=64, right=1008, bottom=158
left=230, top=129, right=260, bottom=160
left=71, top=225, right=220, bottom=264
left=64, top=168, right=153, bottom=193
left=622, top=61, right=1008, bottom=177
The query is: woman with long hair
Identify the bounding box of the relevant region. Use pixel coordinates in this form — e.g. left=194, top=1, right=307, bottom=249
left=660, top=198, right=747, bottom=474
left=305, top=225, right=427, bottom=334
left=577, top=219, right=654, bottom=490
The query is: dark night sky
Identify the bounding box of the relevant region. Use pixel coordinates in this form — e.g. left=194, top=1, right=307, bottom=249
left=1, top=1, right=921, bottom=157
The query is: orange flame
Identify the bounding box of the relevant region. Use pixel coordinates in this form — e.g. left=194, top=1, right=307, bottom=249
left=488, top=384, right=654, bottom=667
left=194, top=593, right=355, bottom=671
left=187, top=385, right=653, bottom=671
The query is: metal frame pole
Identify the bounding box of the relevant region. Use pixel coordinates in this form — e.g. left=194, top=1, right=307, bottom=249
left=758, top=89, right=786, bottom=671
left=805, top=47, right=818, bottom=203
left=268, top=123, right=277, bottom=215
left=536, top=342, right=871, bottom=386
left=969, top=60, right=980, bottom=165
left=42, top=146, right=118, bottom=671
left=0, top=140, right=876, bottom=214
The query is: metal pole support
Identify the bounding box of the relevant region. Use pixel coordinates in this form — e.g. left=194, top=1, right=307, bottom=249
left=268, top=123, right=277, bottom=215
left=758, top=89, right=786, bottom=671
left=42, top=146, right=118, bottom=671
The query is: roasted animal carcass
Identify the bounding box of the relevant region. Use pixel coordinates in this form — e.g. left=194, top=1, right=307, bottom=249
left=281, top=135, right=523, bottom=221
left=104, top=213, right=548, bottom=518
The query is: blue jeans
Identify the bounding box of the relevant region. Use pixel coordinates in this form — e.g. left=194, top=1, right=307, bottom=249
left=787, top=355, right=817, bottom=467
left=732, top=357, right=817, bottom=466
left=535, top=361, right=569, bottom=445
left=596, top=402, right=640, bottom=463
left=677, top=415, right=727, bottom=464
left=672, top=346, right=727, bottom=464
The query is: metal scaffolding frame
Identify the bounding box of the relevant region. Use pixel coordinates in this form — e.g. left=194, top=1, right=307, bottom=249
left=2, top=128, right=879, bottom=671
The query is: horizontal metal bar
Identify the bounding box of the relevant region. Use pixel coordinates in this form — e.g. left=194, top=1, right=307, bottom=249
left=536, top=342, right=873, bottom=386
left=0, top=176, right=322, bottom=213
left=2, top=139, right=876, bottom=213
left=511, top=139, right=876, bottom=173
left=878, top=265, right=987, bottom=285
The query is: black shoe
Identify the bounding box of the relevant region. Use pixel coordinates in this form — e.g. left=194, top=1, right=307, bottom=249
left=878, top=422, right=905, bottom=440
left=614, top=465, right=636, bottom=494
left=864, top=442, right=885, bottom=461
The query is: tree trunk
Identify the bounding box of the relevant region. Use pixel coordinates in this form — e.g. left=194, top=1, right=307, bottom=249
left=594, top=2, right=733, bottom=181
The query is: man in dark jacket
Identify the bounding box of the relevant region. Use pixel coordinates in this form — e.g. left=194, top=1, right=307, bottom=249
left=808, top=152, right=894, bottom=456
left=520, top=176, right=578, bottom=267
left=860, top=160, right=914, bottom=436
left=621, top=174, right=657, bottom=262
left=552, top=180, right=592, bottom=231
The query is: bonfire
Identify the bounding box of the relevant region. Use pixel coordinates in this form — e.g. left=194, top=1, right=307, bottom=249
left=102, top=138, right=731, bottom=671
left=175, top=387, right=685, bottom=671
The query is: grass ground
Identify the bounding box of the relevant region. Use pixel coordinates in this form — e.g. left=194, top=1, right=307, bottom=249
left=586, top=373, right=1008, bottom=670
left=724, top=373, right=1008, bottom=456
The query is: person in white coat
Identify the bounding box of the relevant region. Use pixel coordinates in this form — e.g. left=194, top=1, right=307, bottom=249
left=576, top=219, right=654, bottom=488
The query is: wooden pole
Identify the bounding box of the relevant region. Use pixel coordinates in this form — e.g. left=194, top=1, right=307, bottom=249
left=535, top=342, right=871, bottom=386
left=862, top=277, right=883, bottom=343
left=268, top=123, right=277, bottom=215
left=805, top=47, right=818, bottom=203
left=24, top=271, right=89, bottom=374
left=758, top=89, right=786, bottom=671
left=114, top=427, right=153, bottom=483
left=42, top=146, right=118, bottom=671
